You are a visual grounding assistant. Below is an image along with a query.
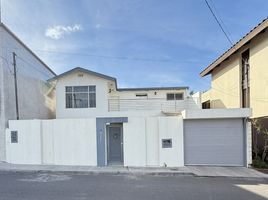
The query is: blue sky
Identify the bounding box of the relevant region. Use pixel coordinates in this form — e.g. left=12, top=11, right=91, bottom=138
left=2, top=0, right=268, bottom=91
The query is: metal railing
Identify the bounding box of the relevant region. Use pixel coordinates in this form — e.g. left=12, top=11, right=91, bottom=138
left=108, top=97, right=200, bottom=112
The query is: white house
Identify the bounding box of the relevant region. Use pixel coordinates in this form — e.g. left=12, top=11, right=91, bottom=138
left=0, top=23, right=56, bottom=162
left=50, top=67, right=201, bottom=118
left=5, top=67, right=252, bottom=168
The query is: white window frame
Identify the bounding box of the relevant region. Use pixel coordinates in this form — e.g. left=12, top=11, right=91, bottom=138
left=65, top=86, right=96, bottom=108
left=166, top=92, right=184, bottom=101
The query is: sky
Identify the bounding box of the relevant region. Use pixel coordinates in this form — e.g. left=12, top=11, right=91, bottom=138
left=2, top=0, right=268, bottom=91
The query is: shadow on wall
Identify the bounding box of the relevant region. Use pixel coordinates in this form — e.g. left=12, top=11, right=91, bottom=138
left=17, top=75, right=56, bottom=119
left=210, top=99, right=226, bottom=109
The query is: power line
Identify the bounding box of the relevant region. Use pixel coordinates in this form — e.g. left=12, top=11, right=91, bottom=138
left=33, top=49, right=204, bottom=64
left=0, top=55, right=13, bottom=74
left=204, top=0, right=233, bottom=46
left=15, top=55, right=53, bottom=79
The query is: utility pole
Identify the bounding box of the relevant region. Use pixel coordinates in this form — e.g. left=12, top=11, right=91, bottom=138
left=12, top=52, right=19, bottom=120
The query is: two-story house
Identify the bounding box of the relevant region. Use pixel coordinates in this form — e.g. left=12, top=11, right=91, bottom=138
left=200, top=18, right=268, bottom=161
left=0, top=23, right=56, bottom=162
left=50, top=67, right=201, bottom=118
left=200, top=17, right=268, bottom=120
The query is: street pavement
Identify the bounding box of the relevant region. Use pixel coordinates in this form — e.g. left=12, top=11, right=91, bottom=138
left=0, top=171, right=267, bottom=200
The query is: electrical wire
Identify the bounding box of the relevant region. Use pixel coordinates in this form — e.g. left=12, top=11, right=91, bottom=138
left=204, top=0, right=233, bottom=46
left=33, top=49, right=204, bottom=64
left=15, top=55, right=53, bottom=79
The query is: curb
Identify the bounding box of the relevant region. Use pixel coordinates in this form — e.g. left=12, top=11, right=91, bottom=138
left=0, top=168, right=195, bottom=177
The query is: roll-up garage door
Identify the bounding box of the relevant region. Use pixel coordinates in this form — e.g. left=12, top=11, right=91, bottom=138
left=184, top=119, right=245, bottom=166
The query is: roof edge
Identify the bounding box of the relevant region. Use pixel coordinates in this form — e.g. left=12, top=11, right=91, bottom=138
left=200, top=17, right=268, bottom=77
left=117, top=87, right=189, bottom=91
left=0, top=23, right=56, bottom=76
left=48, top=67, right=117, bottom=82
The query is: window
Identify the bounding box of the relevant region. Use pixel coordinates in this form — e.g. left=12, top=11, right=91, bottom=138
left=11, top=131, right=18, bottom=143
left=166, top=93, right=184, bottom=100
left=241, top=49, right=250, bottom=108
left=65, top=86, right=96, bottom=108
left=202, top=100, right=210, bottom=109
left=135, top=93, right=148, bottom=98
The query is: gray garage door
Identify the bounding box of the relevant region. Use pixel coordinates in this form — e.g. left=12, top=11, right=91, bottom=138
left=184, top=119, right=245, bottom=166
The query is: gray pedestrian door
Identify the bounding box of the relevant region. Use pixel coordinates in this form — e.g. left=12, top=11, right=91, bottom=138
left=107, top=125, right=123, bottom=165
left=184, top=119, right=245, bottom=166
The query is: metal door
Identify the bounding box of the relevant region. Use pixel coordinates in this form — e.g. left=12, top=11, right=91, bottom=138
left=184, top=119, right=245, bottom=166
left=107, top=125, right=123, bottom=165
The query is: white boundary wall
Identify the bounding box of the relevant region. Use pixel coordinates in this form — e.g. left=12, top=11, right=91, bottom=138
left=5, top=109, right=251, bottom=167
left=6, top=119, right=97, bottom=166
left=6, top=116, right=184, bottom=167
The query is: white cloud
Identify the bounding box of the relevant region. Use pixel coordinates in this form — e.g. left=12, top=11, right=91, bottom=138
left=45, top=24, right=82, bottom=40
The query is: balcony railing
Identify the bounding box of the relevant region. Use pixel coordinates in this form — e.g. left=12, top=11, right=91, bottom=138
left=108, top=97, right=200, bottom=112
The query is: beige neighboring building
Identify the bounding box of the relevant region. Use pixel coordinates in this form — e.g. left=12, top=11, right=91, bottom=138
left=200, top=17, right=268, bottom=119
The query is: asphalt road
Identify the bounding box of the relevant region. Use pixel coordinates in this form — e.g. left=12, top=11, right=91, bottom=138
left=0, top=171, right=267, bottom=200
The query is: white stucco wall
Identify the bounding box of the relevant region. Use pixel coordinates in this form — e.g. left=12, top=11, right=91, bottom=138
left=6, top=113, right=251, bottom=167
left=158, top=116, right=184, bottom=167
left=123, top=116, right=184, bottom=167
left=6, top=118, right=97, bottom=166
left=123, top=117, right=147, bottom=167
left=56, top=72, right=111, bottom=118
left=6, top=116, right=184, bottom=167
left=6, top=120, right=42, bottom=164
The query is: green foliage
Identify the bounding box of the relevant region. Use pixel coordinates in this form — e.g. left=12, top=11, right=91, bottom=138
left=252, top=157, right=268, bottom=168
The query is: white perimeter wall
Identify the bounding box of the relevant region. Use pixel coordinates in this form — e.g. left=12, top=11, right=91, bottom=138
left=124, top=116, right=184, bottom=167
left=6, top=114, right=250, bottom=167
left=6, top=119, right=97, bottom=166
left=6, top=116, right=184, bottom=167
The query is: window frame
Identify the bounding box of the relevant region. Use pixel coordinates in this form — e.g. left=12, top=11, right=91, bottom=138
left=65, top=86, right=96, bottom=109
left=166, top=92, right=184, bottom=101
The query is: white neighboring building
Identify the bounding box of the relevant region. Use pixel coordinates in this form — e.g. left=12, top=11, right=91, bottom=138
left=51, top=67, right=201, bottom=118
left=0, top=23, right=56, bottom=161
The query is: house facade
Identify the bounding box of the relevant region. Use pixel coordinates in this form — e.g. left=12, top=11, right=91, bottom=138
left=5, top=66, right=252, bottom=168
left=200, top=18, right=268, bottom=119
left=0, top=23, right=56, bottom=161
left=51, top=67, right=201, bottom=118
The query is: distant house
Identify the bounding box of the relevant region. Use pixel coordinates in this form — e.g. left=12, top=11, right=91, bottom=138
left=200, top=17, right=268, bottom=120
left=49, top=67, right=201, bottom=118
left=0, top=23, right=56, bottom=162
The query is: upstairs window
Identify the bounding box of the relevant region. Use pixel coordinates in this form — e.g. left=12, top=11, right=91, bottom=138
left=166, top=93, right=184, bottom=100
left=66, top=86, right=96, bottom=108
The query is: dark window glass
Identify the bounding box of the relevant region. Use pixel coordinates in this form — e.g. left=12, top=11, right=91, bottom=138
left=89, top=93, right=96, bottom=107
left=66, top=93, right=73, bottom=108
left=202, top=101, right=210, bottom=109
left=66, top=86, right=72, bottom=92
left=89, top=86, right=96, bottom=92
left=167, top=93, right=184, bottom=100
left=166, top=93, right=175, bottom=100
left=175, top=93, right=183, bottom=100
left=74, top=86, right=88, bottom=92
left=74, top=93, right=88, bottom=108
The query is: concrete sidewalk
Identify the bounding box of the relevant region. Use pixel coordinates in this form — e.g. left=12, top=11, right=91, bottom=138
left=0, top=162, right=267, bottom=179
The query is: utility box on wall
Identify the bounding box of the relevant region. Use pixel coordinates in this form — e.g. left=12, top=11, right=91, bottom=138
left=162, top=139, right=172, bottom=148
